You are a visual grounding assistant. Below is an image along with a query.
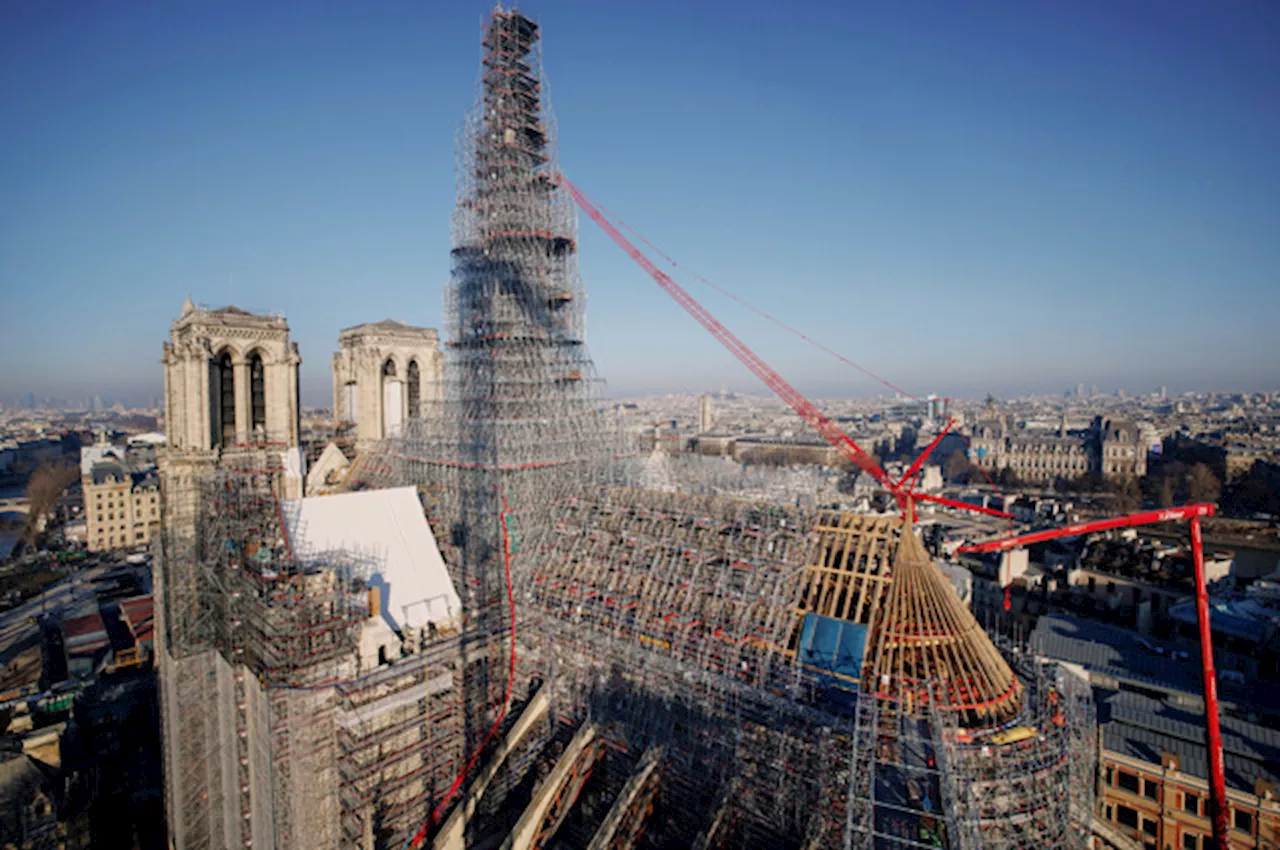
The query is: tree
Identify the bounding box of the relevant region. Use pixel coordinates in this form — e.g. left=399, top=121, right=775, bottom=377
left=22, top=461, right=79, bottom=548
left=1112, top=476, right=1142, bottom=513
left=994, top=466, right=1021, bottom=488
left=1186, top=463, right=1222, bottom=504
left=944, top=449, right=971, bottom=484
left=1224, top=460, right=1280, bottom=518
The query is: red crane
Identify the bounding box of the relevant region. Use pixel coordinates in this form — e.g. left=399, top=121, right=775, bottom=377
left=557, top=173, right=1229, bottom=847
left=555, top=173, right=1011, bottom=522
left=957, top=503, right=1229, bottom=849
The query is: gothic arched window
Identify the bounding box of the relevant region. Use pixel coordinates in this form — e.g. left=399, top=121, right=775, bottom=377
left=215, top=351, right=235, bottom=448
left=407, top=360, right=421, bottom=419
left=382, top=359, right=403, bottom=438
left=248, top=352, right=266, bottom=438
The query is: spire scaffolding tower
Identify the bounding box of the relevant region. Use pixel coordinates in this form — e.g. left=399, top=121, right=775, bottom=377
left=352, top=6, right=618, bottom=751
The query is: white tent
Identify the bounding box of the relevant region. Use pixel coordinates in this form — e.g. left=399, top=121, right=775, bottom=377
left=280, top=486, right=461, bottom=633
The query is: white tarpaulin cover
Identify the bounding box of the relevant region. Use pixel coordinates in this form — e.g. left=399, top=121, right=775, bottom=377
left=280, top=486, right=461, bottom=632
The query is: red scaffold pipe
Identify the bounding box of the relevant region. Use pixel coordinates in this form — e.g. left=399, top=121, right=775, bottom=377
left=554, top=171, right=894, bottom=491
left=955, top=503, right=1216, bottom=553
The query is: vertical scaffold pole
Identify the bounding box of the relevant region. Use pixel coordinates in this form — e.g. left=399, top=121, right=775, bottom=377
left=1190, top=516, right=1230, bottom=848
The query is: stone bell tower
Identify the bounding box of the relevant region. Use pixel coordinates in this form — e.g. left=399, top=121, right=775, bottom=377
left=160, top=296, right=304, bottom=495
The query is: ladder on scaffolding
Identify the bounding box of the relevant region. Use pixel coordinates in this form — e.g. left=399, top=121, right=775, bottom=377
left=843, top=693, right=878, bottom=849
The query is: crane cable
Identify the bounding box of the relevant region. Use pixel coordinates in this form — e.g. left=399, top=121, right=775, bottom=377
left=582, top=193, right=920, bottom=401
left=578, top=186, right=1009, bottom=505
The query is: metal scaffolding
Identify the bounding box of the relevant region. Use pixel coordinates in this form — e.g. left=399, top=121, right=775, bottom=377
left=341, top=6, right=1098, bottom=849
left=157, top=450, right=472, bottom=849
left=350, top=5, right=622, bottom=760
left=154, top=6, right=1098, bottom=848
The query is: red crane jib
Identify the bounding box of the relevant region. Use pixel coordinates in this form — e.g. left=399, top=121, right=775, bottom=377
left=912, top=492, right=1013, bottom=520
left=895, top=418, right=955, bottom=490
left=555, top=173, right=1226, bottom=844
left=956, top=503, right=1216, bottom=554
left=556, top=172, right=892, bottom=490
left=957, top=501, right=1229, bottom=847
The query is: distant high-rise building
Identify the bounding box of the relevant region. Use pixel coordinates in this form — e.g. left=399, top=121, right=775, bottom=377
left=1116, top=387, right=1126, bottom=400
left=1075, top=383, right=1085, bottom=399
left=1159, top=385, right=1168, bottom=401
left=926, top=393, right=946, bottom=420
left=25, top=391, right=36, bottom=409
left=697, top=393, right=714, bottom=433
left=92, top=394, right=102, bottom=412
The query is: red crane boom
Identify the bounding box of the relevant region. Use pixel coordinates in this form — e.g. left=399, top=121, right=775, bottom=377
left=556, top=172, right=895, bottom=492
left=958, top=502, right=1229, bottom=849
left=956, top=503, right=1215, bottom=553
left=557, top=174, right=1014, bottom=520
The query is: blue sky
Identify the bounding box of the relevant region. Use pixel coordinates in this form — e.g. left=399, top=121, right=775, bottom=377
left=2, top=1, right=1278, bottom=408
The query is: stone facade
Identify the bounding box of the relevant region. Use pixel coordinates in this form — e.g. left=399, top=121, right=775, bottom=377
left=83, top=459, right=159, bottom=552
left=331, top=321, right=442, bottom=449
left=303, top=442, right=351, bottom=496
left=162, top=297, right=301, bottom=454
left=159, top=297, right=304, bottom=502
left=970, top=405, right=1147, bottom=483
left=1096, top=416, right=1148, bottom=479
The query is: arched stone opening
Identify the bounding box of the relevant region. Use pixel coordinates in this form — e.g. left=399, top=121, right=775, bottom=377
left=212, top=350, right=236, bottom=448
left=382, top=359, right=402, bottom=438
left=248, top=351, right=266, bottom=439
left=407, top=359, right=421, bottom=420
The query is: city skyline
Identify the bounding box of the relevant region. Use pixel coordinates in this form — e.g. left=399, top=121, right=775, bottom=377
left=2, top=1, right=1278, bottom=407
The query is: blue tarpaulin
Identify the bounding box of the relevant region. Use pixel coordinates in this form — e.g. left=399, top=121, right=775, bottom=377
left=798, top=613, right=867, bottom=687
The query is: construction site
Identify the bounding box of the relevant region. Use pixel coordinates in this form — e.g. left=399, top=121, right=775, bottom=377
left=153, top=6, right=1099, bottom=849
